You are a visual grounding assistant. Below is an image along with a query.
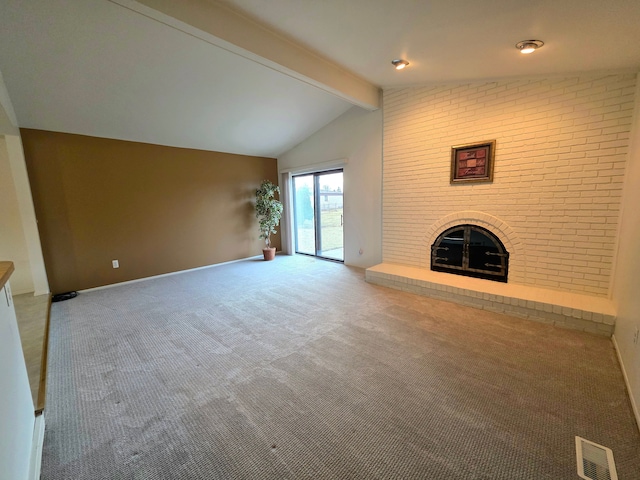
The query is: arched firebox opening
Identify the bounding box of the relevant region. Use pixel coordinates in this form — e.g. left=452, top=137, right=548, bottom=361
left=431, top=224, right=509, bottom=282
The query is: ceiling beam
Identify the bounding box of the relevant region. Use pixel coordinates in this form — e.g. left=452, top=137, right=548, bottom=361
left=110, top=0, right=381, bottom=110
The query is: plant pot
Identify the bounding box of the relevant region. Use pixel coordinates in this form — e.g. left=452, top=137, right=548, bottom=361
left=262, top=247, right=276, bottom=261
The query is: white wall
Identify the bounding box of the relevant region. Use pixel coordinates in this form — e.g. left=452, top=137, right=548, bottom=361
left=4, top=136, right=49, bottom=295
left=0, top=69, right=19, bottom=136
left=383, top=74, right=636, bottom=296
left=0, top=137, right=34, bottom=294
left=612, top=80, right=640, bottom=428
left=0, top=280, right=35, bottom=480
left=0, top=67, right=49, bottom=296
left=278, top=106, right=382, bottom=268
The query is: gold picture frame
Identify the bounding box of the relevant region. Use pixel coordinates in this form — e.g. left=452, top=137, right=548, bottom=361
left=450, top=140, right=496, bottom=184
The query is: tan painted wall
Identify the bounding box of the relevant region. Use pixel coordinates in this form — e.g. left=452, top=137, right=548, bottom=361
left=21, top=129, right=279, bottom=293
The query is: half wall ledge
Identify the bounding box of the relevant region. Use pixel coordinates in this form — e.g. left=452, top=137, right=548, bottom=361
left=365, top=263, right=616, bottom=337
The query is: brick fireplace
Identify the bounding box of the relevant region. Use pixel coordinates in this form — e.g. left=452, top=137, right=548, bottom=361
left=431, top=223, right=509, bottom=283
left=366, top=73, right=637, bottom=336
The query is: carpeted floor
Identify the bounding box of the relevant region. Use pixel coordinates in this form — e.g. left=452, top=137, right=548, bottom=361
left=41, top=255, right=640, bottom=479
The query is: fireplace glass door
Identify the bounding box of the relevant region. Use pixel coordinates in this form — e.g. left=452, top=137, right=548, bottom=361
left=432, top=227, right=465, bottom=269
left=431, top=224, right=508, bottom=282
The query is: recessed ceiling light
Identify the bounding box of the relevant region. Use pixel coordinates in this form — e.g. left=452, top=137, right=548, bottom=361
left=515, top=40, right=544, bottom=54
left=391, top=59, right=409, bottom=70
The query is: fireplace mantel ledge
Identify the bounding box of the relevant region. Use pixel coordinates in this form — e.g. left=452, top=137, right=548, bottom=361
left=365, top=263, right=615, bottom=336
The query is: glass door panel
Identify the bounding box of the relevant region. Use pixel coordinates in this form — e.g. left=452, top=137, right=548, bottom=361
left=468, top=227, right=504, bottom=274
left=293, top=175, right=315, bottom=255
left=293, top=170, right=343, bottom=262
left=433, top=227, right=465, bottom=268
left=316, top=171, right=343, bottom=261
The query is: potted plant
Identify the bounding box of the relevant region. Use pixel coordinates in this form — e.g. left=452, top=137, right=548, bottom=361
left=255, top=180, right=283, bottom=261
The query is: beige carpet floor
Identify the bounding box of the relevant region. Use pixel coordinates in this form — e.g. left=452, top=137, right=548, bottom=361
left=41, top=255, right=640, bottom=479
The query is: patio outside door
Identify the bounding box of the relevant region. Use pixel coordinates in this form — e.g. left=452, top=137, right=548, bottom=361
left=293, top=170, right=343, bottom=261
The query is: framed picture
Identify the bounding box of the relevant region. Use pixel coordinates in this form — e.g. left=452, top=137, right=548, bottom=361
left=450, top=140, right=496, bottom=184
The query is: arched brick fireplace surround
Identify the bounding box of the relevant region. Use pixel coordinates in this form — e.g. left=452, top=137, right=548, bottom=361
left=425, top=211, right=523, bottom=284
left=366, top=210, right=615, bottom=336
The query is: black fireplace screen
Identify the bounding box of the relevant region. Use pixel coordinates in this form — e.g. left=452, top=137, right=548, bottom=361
left=430, top=224, right=509, bottom=282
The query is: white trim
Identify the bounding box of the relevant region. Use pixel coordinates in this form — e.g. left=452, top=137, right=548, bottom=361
left=612, top=334, right=640, bottom=434
left=279, top=158, right=347, bottom=175
left=28, top=414, right=45, bottom=480
left=79, top=255, right=263, bottom=293
left=280, top=171, right=294, bottom=255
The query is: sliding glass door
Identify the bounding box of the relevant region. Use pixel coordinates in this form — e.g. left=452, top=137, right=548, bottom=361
left=293, top=170, right=343, bottom=261
left=293, top=174, right=316, bottom=255
left=316, top=171, right=343, bottom=260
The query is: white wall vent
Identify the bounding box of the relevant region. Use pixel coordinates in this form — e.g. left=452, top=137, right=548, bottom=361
left=575, top=436, right=618, bottom=480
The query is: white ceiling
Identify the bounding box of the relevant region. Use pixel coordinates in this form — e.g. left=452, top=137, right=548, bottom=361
left=219, top=0, right=640, bottom=87
left=0, top=0, right=353, bottom=157
left=0, top=0, right=639, bottom=158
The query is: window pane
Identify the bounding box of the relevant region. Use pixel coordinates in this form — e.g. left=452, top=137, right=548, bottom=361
left=317, top=171, right=343, bottom=261
left=293, top=175, right=315, bottom=255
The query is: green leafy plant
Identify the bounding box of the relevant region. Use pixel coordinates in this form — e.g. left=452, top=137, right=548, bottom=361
left=255, top=180, right=283, bottom=248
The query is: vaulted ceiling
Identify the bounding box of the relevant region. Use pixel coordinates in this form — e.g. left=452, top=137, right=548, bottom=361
left=0, top=0, right=639, bottom=157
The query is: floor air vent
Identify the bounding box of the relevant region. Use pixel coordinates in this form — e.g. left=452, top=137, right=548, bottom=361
left=575, top=436, right=618, bottom=480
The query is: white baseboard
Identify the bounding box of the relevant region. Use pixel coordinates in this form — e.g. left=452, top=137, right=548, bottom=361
left=79, top=255, right=264, bottom=293
left=612, top=334, right=640, bottom=434
left=29, top=414, right=45, bottom=480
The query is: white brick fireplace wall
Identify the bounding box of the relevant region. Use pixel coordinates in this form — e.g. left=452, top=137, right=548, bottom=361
left=367, top=74, right=637, bottom=335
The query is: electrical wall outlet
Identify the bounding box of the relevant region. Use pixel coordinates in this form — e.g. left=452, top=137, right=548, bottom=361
left=112, top=260, right=119, bottom=269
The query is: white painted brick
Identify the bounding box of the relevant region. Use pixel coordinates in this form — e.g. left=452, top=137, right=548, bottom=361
left=383, top=74, right=636, bottom=298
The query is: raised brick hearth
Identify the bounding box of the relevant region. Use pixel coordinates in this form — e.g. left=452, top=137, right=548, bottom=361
left=366, top=263, right=615, bottom=336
